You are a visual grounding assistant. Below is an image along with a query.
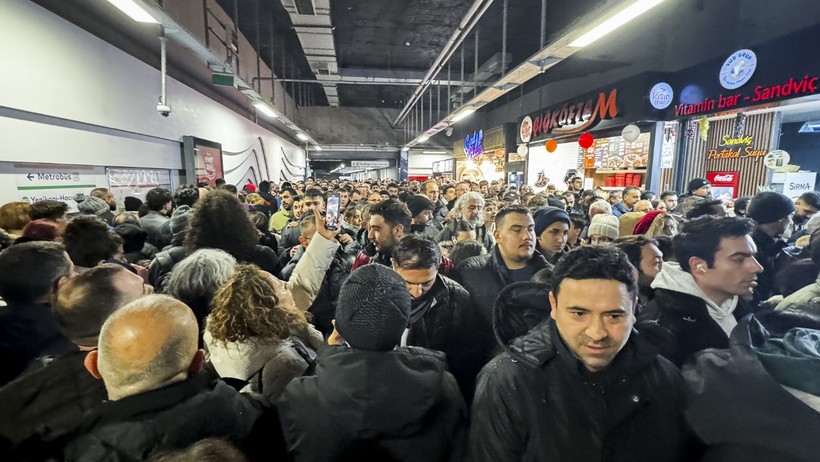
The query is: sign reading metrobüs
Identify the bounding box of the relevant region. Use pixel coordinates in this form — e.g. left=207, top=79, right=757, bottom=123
left=519, top=89, right=620, bottom=143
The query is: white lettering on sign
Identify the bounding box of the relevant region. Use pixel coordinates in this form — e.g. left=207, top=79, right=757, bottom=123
left=712, top=174, right=735, bottom=182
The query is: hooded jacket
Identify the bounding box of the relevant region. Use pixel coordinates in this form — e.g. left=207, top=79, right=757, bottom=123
left=683, top=311, right=820, bottom=462
left=637, top=262, right=754, bottom=367
left=751, top=228, right=787, bottom=304
left=277, top=346, right=468, bottom=462
left=470, top=282, right=691, bottom=462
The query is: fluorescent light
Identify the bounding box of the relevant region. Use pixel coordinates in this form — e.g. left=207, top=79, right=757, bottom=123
left=401, top=146, right=410, bottom=152
left=106, top=0, right=159, bottom=23
left=296, top=133, right=309, bottom=141
left=423, top=150, right=447, bottom=154
left=253, top=101, right=277, bottom=118
left=451, top=107, right=476, bottom=123
left=569, top=0, right=666, bottom=48
left=314, top=145, right=323, bottom=151
left=417, top=135, right=430, bottom=143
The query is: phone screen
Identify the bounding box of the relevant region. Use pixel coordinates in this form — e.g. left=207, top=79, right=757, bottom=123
left=325, top=195, right=341, bottom=230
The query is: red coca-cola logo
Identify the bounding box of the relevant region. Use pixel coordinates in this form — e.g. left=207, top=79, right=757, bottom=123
left=712, top=174, right=734, bottom=182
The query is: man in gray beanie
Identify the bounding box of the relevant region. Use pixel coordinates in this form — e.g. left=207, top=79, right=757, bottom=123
left=277, top=264, right=467, bottom=461
left=748, top=191, right=795, bottom=303
left=77, top=194, right=115, bottom=226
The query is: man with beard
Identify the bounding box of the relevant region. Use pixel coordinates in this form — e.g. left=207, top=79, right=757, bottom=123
left=454, top=206, right=550, bottom=360
left=438, top=192, right=493, bottom=249
left=637, top=216, right=763, bottom=366
left=470, top=246, right=692, bottom=462
left=351, top=200, right=413, bottom=269
left=269, top=188, right=297, bottom=233
left=786, top=191, right=820, bottom=243
left=391, top=235, right=481, bottom=401
left=90, top=188, right=117, bottom=213
left=406, top=195, right=439, bottom=239
left=616, top=235, right=663, bottom=312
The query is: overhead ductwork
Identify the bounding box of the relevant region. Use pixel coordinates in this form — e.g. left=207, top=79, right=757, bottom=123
left=281, top=0, right=340, bottom=107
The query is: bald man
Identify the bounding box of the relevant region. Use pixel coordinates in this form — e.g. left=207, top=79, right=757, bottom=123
left=65, top=295, right=285, bottom=460
left=0, top=265, right=150, bottom=458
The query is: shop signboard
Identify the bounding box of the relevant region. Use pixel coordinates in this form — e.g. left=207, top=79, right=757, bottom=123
left=351, top=160, right=390, bottom=168
left=519, top=88, right=621, bottom=143
left=781, top=172, right=817, bottom=198
left=708, top=134, right=767, bottom=161
left=706, top=171, right=740, bottom=200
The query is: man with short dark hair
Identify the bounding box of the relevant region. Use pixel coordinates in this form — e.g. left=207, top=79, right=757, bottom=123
left=455, top=206, right=549, bottom=359
left=142, top=188, right=174, bottom=248
left=615, top=235, right=663, bottom=310
left=62, top=215, right=122, bottom=272
left=0, top=242, right=76, bottom=386
left=613, top=186, right=641, bottom=217
left=660, top=190, right=679, bottom=211
left=277, top=265, right=467, bottom=461
left=67, top=295, right=283, bottom=460
left=405, top=195, right=438, bottom=239
left=28, top=200, right=69, bottom=234
left=269, top=188, right=298, bottom=233
left=443, top=185, right=457, bottom=210
left=787, top=190, right=820, bottom=242
left=352, top=200, right=413, bottom=269
left=392, top=235, right=480, bottom=399
left=387, top=183, right=400, bottom=197
left=302, top=188, right=325, bottom=211
left=638, top=216, right=763, bottom=366
left=0, top=264, right=150, bottom=457
left=471, top=246, right=691, bottom=462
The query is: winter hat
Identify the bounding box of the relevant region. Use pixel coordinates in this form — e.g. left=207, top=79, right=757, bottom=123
left=335, top=265, right=411, bottom=351
left=405, top=195, right=434, bottom=218
left=633, top=210, right=665, bottom=235
left=170, top=205, right=192, bottom=235
left=114, top=223, right=147, bottom=253
left=747, top=191, right=795, bottom=225
left=588, top=214, right=619, bottom=240
left=503, top=192, right=520, bottom=202
left=124, top=196, right=143, bottom=212
left=687, top=178, right=710, bottom=194
left=78, top=196, right=110, bottom=217
left=533, top=206, right=570, bottom=237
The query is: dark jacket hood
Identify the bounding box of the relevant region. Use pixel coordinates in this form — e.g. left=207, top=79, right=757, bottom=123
left=314, top=346, right=452, bottom=437
left=492, top=282, right=553, bottom=366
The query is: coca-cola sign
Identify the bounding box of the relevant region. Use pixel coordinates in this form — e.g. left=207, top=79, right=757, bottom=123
left=712, top=173, right=735, bottom=182
left=706, top=171, right=740, bottom=199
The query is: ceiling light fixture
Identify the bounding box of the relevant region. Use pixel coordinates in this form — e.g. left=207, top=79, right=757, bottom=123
left=422, top=150, right=447, bottom=154
left=252, top=101, right=277, bottom=118
left=314, top=145, right=323, bottom=150
left=417, top=135, right=430, bottom=143
left=451, top=107, right=476, bottom=123
left=296, top=133, right=310, bottom=141
left=105, top=0, right=159, bottom=23
left=569, top=0, right=667, bottom=48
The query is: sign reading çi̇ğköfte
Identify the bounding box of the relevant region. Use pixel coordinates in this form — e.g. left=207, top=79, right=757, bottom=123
left=519, top=89, right=620, bottom=143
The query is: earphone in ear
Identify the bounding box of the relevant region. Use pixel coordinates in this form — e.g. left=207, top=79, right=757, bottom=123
left=697, top=265, right=706, bottom=272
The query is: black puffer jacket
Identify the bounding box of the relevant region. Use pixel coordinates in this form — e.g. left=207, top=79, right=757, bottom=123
left=470, top=282, right=692, bottom=462
left=281, top=246, right=353, bottom=336
left=62, top=374, right=285, bottom=462
left=406, top=275, right=484, bottom=401
left=0, top=351, right=106, bottom=460
left=277, top=346, right=467, bottom=462
left=637, top=289, right=755, bottom=367
left=751, top=228, right=787, bottom=303
left=683, top=311, right=820, bottom=462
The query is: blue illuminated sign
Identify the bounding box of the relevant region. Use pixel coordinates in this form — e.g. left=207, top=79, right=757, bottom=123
left=464, top=130, right=484, bottom=159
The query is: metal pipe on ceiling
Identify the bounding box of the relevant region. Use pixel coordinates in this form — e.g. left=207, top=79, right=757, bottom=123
left=540, top=0, right=547, bottom=48
left=255, top=0, right=261, bottom=93
left=502, top=0, right=508, bottom=76
left=269, top=10, right=275, bottom=105
left=474, top=28, right=479, bottom=99
left=391, top=0, right=495, bottom=127
left=460, top=46, right=465, bottom=106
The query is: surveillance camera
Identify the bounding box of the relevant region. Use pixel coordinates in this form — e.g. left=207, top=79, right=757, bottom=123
left=446, top=127, right=453, bottom=137
left=156, top=104, right=172, bottom=117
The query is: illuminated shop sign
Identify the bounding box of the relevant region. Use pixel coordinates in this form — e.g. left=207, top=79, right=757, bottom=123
left=707, top=134, right=766, bottom=160
left=520, top=89, right=620, bottom=142
left=675, top=75, right=818, bottom=117
left=464, top=130, right=484, bottom=159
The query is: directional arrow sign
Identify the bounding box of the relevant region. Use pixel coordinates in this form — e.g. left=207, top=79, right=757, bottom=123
left=27, top=173, right=34, bottom=181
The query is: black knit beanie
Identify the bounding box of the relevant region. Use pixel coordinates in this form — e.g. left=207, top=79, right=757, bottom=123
left=335, top=265, right=411, bottom=351
left=747, top=191, right=795, bottom=225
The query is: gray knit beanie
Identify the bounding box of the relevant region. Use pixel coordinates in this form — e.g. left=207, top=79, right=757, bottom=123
left=77, top=196, right=109, bottom=216
left=335, top=264, right=411, bottom=351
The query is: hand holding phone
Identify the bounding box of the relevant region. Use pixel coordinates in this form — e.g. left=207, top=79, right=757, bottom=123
left=325, top=194, right=341, bottom=231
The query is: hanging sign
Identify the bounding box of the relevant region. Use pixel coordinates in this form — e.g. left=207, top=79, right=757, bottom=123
left=719, top=49, right=758, bottom=90
left=464, top=130, right=484, bottom=159
left=649, top=82, right=674, bottom=109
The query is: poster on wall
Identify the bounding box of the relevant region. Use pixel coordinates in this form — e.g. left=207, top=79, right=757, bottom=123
left=183, top=137, right=224, bottom=187
left=527, top=143, right=581, bottom=192
left=12, top=164, right=108, bottom=212
left=107, top=168, right=173, bottom=208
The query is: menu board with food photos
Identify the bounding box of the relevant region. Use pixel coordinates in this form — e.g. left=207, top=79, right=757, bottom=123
left=580, top=132, right=651, bottom=169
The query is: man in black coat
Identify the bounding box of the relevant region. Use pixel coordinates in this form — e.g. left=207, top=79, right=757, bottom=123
left=746, top=191, right=794, bottom=303
left=391, top=234, right=484, bottom=401
left=0, top=241, right=76, bottom=387
left=683, top=309, right=820, bottom=462
left=277, top=265, right=467, bottom=462
left=61, top=294, right=284, bottom=461
left=0, top=264, right=151, bottom=459
left=470, top=246, right=692, bottom=462
left=281, top=211, right=353, bottom=337
left=454, top=206, right=550, bottom=361
left=637, top=216, right=763, bottom=366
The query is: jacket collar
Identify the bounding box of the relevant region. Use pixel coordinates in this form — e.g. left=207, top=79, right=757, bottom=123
left=489, top=246, right=549, bottom=284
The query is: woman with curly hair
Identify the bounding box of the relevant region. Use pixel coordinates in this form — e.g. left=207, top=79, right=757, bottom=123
left=185, top=189, right=281, bottom=274
left=204, top=263, right=323, bottom=402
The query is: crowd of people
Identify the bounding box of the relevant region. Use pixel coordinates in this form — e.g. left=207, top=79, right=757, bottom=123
left=0, top=174, right=818, bottom=461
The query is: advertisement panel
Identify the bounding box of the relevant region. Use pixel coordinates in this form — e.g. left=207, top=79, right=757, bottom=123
left=706, top=171, right=741, bottom=200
